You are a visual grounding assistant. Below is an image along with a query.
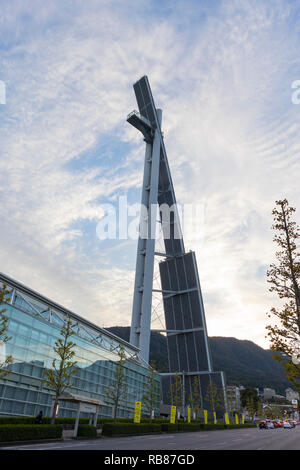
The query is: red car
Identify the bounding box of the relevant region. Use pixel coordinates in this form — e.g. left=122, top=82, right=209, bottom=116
left=258, top=420, right=267, bottom=429
left=272, top=421, right=281, bottom=428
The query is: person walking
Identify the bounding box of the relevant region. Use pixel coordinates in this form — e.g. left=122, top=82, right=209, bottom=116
left=35, top=410, right=43, bottom=424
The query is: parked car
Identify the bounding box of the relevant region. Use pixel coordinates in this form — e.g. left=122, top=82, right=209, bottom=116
left=266, top=420, right=274, bottom=429
left=259, top=420, right=267, bottom=429
left=283, top=421, right=292, bottom=428
left=272, top=420, right=280, bottom=428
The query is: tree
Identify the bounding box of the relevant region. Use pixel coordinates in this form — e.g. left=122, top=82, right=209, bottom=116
left=240, top=388, right=259, bottom=410
left=227, top=390, right=238, bottom=414
left=245, top=397, right=257, bottom=421
left=269, top=404, right=282, bottom=420
left=240, top=388, right=261, bottom=421
left=142, top=360, right=160, bottom=423
left=167, top=373, right=185, bottom=420
left=266, top=199, right=300, bottom=391
left=43, top=315, right=78, bottom=424
left=105, top=345, right=127, bottom=424
left=256, top=400, right=264, bottom=419
left=0, top=284, right=13, bottom=378
left=204, top=380, right=224, bottom=417
left=188, top=376, right=202, bottom=419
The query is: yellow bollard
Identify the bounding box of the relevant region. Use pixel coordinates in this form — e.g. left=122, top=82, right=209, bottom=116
left=204, top=409, right=208, bottom=424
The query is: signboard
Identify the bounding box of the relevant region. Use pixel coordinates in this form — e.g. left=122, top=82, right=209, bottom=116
left=204, top=409, right=208, bottom=424
left=292, top=399, right=298, bottom=409
left=79, top=403, right=97, bottom=414
left=187, top=407, right=191, bottom=424
left=170, top=406, right=176, bottom=424
left=134, top=401, right=141, bottom=423
left=224, top=412, right=230, bottom=425
left=213, top=411, right=217, bottom=424
left=242, top=414, right=245, bottom=424
left=235, top=414, right=239, bottom=424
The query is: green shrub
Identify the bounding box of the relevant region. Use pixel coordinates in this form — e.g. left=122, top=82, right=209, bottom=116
left=55, top=417, right=90, bottom=425
left=225, top=424, right=256, bottom=429
left=202, top=424, right=226, bottom=430
left=164, top=423, right=256, bottom=432
left=0, top=425, right=62, bottom=443
left=0, top=416, right=91, bottom=426
left=97, top=418, right=169, bottom=425
left=178, top=423, right=204, bottom=432
left=97, top=418, right=114, bottom=424
left=102, top=423, right=161, bottom=436
left=77, top=425, right=97, bottom=438
left=0, top=416, right=36, bottom=425
left=140, top=418, right=169, bottom=424
left=161, top=423, right=179, bottom=432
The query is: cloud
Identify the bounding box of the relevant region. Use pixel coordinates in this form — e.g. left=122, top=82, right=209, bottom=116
left=0, top=0, right=299, bottom=348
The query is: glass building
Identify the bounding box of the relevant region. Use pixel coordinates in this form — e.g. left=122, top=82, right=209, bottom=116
left=0, top=273, right=160, bottom=418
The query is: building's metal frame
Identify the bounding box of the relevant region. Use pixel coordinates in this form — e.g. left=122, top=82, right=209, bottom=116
left=0, top=272, right=139, bottom=362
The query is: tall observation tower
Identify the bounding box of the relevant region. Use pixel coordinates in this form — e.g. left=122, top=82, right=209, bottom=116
left=127, top=76, right=227, bottom=413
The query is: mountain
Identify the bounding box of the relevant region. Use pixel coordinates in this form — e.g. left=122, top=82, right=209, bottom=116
left=106, top=326, right=290, bottom=394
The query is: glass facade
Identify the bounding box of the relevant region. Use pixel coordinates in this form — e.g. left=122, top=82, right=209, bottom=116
left=0, top=274, right=160, bottom=418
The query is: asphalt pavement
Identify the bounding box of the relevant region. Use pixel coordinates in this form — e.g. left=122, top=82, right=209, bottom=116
left=2, top=425, right=300, bottom=451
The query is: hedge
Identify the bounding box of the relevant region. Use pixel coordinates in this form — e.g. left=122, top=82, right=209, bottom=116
left=178, top=423, right=205, bottom=432
left=170, top=423, right=256, bottom=432
left=0, top=417, right=37, bottom=425
left=140, top=418, right=170, bottom=424
left=0, top=416, right=170, bottom=426
left=0, top=416, right=90, bottom=426
left=98, top=418, right=170, bottom=424
left=102, top=423, right=161, bottom=436
left=225, top=424, right=256, bottom=429
left=161, top=423, right=179, bottom=432
left=0, top=425, right=62, bottom=443
left=77, top=425, right=98, bottom=438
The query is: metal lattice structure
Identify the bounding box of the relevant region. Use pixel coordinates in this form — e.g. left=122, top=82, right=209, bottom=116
left=128, top=76, right=227, bottom=413
left=0, top=272, right=139, bottom=362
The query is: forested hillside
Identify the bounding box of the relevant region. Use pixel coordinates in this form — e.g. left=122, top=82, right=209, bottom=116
left=107, top=327, right=290, bottom=393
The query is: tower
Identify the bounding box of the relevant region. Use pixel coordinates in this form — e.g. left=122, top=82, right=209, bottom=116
left=127, top=76, right=227, bottom=413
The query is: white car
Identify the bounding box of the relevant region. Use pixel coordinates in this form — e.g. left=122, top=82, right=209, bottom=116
left=266, top=421, right=274, bottom=429
left=283, top=421, right=292, bottom=428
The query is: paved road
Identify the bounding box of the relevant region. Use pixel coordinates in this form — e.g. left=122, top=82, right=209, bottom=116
left=2, top=426, right=300, bottom=450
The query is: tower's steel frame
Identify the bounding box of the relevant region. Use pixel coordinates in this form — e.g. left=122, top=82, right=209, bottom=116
left=127, top=76, right=227, bottom=413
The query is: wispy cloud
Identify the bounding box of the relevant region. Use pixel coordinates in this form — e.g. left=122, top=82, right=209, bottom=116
left=0, top=0, right=299, bottom=347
